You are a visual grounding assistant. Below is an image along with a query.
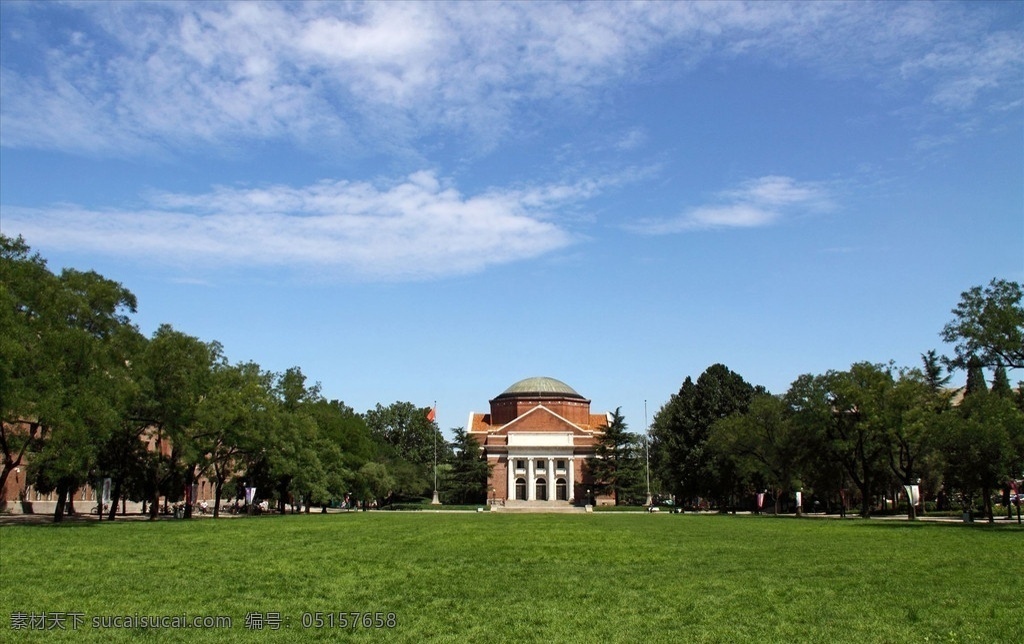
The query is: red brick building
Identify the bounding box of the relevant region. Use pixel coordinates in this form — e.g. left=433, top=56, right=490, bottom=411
left=467, top=377, right=609, bottom=506
left=1, top=421, right=216, bottom=515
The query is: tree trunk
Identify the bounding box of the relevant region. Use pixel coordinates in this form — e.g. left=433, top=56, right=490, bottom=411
left=213, top=477, right=223, bottom=519
left=0, top=466, right=12, bottom=507
left=856, top=474, right=871, bottom=518
left=107, top=478, right=122, bottom=521
left=183, top=467, right=195, bottom=519
left=53, top=483, right=68, bottom=523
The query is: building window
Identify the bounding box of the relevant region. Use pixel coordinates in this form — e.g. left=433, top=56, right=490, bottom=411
left=515, top=478, right=527, bottom=501
left=515, top=459, right=525, bottom=472
left=556, top=478, right=567, bottom=501
left=556, top=459, right=566, bottom=471
left=536, top=460, right=546, bottom=472
left=536, top=478, right=548, bottom=501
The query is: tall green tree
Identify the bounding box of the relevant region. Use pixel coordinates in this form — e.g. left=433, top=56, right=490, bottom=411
left=444, top=428, right=490, bottom=505
left=651, top=364, right=761, bottom=506
left=588, top=408, right=644, bottom=505
left=26, top=267, right=139, bottom=522
left=197, top=361, right=278, bottom=517
left=991, top=363, right=1013, bottom=398
left=364, top=401, right=448, bottom=497
left=267, top=367, right=350, bottom=512
left=0, top=235, right=62, bottom=508
left=353, top=461, right=395, bottom=508
left=708, top=394, right=805, bottom=514
left=935, top=388, right=1023, bottom=522
left=135, top=325, right=222, bottom=519
left=921, top=350, right=951, bottom=394
left=784, top=364, right=895, bottom=518
left=964, top=355, right=989, bottom=397
left=882, top=368, right=945, bottom=520
left=941, top=278, right=1024, bottom=370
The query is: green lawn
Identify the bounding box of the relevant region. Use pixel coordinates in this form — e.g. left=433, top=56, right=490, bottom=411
left=1, top=513, right=1019, bottom=642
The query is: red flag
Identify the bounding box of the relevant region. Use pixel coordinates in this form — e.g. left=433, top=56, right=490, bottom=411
left=426, top=406, right=436, bottom=422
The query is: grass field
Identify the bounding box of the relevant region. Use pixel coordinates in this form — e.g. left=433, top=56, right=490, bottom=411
left=1, top=513, right=1019, bottom=642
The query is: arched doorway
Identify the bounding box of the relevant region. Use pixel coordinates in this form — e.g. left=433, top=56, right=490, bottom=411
left=536, top=478, right=547, bottom=501
left=515, top=478, right=527, bottom=501
left=556, top=478, right=567, bottom=501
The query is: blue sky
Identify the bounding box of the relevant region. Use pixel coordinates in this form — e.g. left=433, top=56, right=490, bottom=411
left=2, top=1, right=1021, bottom=437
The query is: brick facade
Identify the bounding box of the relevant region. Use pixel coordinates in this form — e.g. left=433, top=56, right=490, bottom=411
left=468, top=377, right=609, bottom=505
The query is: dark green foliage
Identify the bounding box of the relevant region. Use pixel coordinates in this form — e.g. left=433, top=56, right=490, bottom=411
left=921, top=349, right=951, bottom=394
left=444, top=427, right=491, bottom=504
left=1, top=234, right=140, bottom=520
left=587, top=408, right=645, bottom=505
left=964, top=355, right=989, bottom=397
left=991, top=363, right=1012, bottom=398
left=364, top=401, right=450, bottom=497
left=708, top=393, right=805, bottom=514
left=934, top=390, right=1024, bottom=522
left=651, top=364, right=763, bottom=505
left=0, top=235, right=385, bottom=521
left=941, top=278, right=1024, bottom=370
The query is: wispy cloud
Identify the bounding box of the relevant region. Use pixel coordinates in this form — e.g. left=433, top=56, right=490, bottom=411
left=0, top=171, right=614, bottom=281
left=628, top=176, right=834, bottom=235
left=0, top=2, right=1018, bottom=157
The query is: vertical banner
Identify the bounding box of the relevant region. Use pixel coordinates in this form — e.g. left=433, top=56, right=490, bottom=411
left=101, top=478, right=111, bottom=505
left=795, top=491, right=802, bottom=508
left=245, top=487, right=256, bottom=505
left=756, top=492, right=765, bottom=510
left=903, top=485, right=920, bottom=506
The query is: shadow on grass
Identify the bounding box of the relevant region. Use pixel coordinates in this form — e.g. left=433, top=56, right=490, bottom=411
left=842, top=518, right=1024, bottom=535
left=0, top=516, right=103, bottom=528
left=0, top=513, right=167, bottom=528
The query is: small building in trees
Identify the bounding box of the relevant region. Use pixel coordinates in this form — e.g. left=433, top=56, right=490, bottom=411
left=467, top=377, right=610, bottom=506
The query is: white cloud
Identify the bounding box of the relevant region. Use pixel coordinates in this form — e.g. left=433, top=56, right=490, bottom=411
left=628, top=175, right=833, bottom=235
left=0, top=2, right=1018, bottom=156
left=0, top=172, right=601, bottom=281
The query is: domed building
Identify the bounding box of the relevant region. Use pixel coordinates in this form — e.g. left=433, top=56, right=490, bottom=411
left=467, top=377, right=610, bottom=506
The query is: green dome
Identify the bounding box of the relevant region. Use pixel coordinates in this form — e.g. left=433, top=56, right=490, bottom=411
left=497, top=377, right=584, bottom=399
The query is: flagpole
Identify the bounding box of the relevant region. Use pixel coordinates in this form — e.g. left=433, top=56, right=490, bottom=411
left=644, top=400, right=652, bottom=507
left=431, top=401, right=441, bottom=505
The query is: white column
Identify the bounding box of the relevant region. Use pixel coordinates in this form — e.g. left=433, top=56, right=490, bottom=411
left=568, top=458, right=575, bottom=503
left=527, top=458, right=536, bottom=501
left=507, top=457, right=514, bottom=501
left=547, top=457, right=555, bottom=500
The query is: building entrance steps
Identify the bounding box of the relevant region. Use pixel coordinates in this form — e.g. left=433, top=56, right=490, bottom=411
left=493, top=500, right=586, bottom=513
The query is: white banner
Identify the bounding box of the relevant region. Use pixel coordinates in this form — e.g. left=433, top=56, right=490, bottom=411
left=795, top=491, right=802, bottom=508
left=101, top=478, right=111, bottom=505
left=245, top=487, right=256, bottom=504
left=903, top=485, right=920, bottom=506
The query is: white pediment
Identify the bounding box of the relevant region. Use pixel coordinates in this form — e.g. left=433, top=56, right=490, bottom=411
left=507, top=432, right=574, bottom=447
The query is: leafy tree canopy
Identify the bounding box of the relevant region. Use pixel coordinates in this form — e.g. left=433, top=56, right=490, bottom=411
left=941, top=278, right=1024, bottom=370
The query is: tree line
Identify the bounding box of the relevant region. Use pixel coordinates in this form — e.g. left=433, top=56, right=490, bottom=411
left=4, top=234, right=1021, bottom=522
left=1, top=234, right=490, bottom=522
left=586, top=278, right=1024, bottom=522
